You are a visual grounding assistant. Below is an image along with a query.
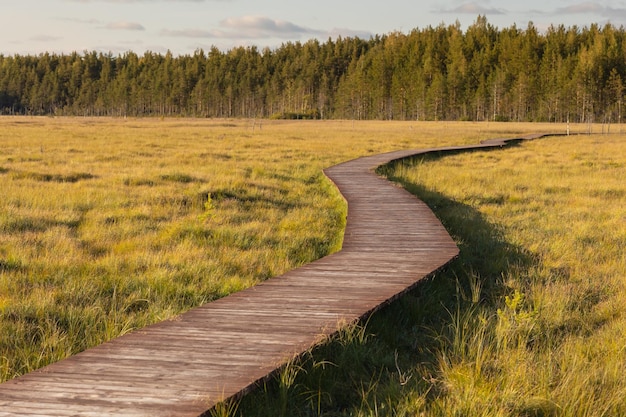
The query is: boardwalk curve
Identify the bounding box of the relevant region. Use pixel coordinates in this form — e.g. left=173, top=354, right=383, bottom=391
left=0, top=133, right=549, bottom=416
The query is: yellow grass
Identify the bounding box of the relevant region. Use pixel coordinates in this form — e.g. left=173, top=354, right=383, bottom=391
left=3, top=117, right=619, bottom=417
left=234, top=129, right=626, bottom=417
left=382, top=133, right=626, bottom=416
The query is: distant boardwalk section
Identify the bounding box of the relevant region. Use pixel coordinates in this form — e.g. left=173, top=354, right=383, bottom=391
left=0, top=134, right=547, bottom=416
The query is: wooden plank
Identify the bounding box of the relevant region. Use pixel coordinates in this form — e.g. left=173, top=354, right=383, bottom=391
left=0, top=133, right=549, bottom=416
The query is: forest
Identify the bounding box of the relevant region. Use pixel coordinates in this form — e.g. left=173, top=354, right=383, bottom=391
left=1, top=16, right=625, bottom=123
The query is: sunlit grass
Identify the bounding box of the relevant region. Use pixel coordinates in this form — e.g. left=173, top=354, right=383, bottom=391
left=396, top=135, right=626, bottom=416
left=235, top=132, right=626, bottom=417
left=0, top=117, right=359, bottom=381
left=5, top=116, right=614, bottom=416
left=391, top=134, right=625, bottom=416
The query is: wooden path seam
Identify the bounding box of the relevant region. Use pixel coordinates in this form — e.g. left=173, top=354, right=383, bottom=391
left=0, top=133, right=551, bottom=416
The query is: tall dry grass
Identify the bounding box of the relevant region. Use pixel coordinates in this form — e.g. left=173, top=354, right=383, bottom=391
left=7, top=118, right=620, bottom=417
left=394, top=134, right=626, bottom=416
left=236, top=131, right=626, bottom=417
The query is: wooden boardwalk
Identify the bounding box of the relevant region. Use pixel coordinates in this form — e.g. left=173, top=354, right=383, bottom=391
left=0, top=133, right=547, bottom=416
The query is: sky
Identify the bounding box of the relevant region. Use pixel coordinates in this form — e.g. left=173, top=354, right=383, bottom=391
left=2, top=0, right=626, bottom=56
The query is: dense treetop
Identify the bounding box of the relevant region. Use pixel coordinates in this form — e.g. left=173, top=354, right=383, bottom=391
left=1, top=17, right=625, bottom=122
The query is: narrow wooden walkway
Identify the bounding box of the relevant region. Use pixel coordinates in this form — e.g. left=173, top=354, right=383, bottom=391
left=0, top=133, right=548, bottom=416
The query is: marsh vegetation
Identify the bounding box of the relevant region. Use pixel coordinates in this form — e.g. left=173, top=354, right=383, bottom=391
left=237, top=130, right=626, bottom=416
left=1, top=118, right=624, bottom=417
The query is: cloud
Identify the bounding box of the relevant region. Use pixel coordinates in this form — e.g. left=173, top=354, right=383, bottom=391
left=221, top=16, right=323, bottom=38
left=438, top=2, right=506, bottom=15
left=160, top=16, right=373, bottom=43
left=161, top=16, right=326, bottom=40
left=105, top=21, right=145, bottom=30
left=554, top=2, right=604, bottom=14
left=551, top=2, right=626, bottom=19
left=531, top=2, right=626, bottom=24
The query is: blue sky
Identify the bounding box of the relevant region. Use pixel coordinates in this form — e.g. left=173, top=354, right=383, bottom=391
left=2, top=0, right=626, bottom=56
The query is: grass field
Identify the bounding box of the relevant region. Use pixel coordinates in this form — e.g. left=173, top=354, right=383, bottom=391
left=381, top=134, right=626, bottom=417
left=1, top=118, right=623, bottom=417
left=236, top=130, right=626, bottom=416
left=1, top=116, right=505, bottom=381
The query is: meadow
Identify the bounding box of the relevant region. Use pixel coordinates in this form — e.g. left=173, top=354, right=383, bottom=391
left=237, top=129, right=626, bottom=416
left=0, top=117, right=512, bottom=382
left=1, top=118, right=624, bottom=417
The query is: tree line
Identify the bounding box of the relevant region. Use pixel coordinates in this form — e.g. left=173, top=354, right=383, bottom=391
left=1, top=17, right=625, bottom=123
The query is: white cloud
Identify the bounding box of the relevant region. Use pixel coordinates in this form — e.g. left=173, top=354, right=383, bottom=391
left=537, top=2, right=626, bottom=23
left=159, top=16, right=373, bottom=43
left=221, top=16, right=323, bottom=37
left=554, top=2, right=604, bottom=14
left=105, top=21, right=145, bottom=30
left=438, top=2, right=506, bottom=15
left=550, top=2, right=626, bottom=19
left=161, top=16, right=325, bottom=39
